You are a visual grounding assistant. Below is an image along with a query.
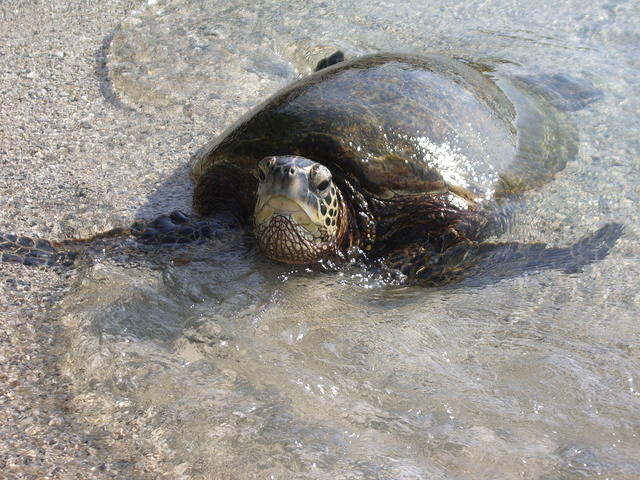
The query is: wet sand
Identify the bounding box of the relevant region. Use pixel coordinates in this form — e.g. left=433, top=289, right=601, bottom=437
left=0, top=1, right=204, bottom=477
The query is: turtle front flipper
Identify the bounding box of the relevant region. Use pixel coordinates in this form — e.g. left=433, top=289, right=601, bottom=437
left=1, top=211, right=238, bottom=269
left=130, top=210, right=229, bottom=245
left=387, top=223, right=623, bottom=286
left=0, top=234, right=78, bottom=267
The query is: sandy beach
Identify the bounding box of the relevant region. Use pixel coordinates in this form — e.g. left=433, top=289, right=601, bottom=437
left=0, top=1, right=204, bottom=477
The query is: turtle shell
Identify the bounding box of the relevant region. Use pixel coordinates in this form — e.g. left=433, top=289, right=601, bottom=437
left=192, top=53, right=576, bottom=217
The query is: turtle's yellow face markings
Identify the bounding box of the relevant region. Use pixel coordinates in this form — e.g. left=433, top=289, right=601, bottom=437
left=253, top=156, right=342, bottom=264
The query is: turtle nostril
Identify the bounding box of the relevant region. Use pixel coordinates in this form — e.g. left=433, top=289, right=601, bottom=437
left=289, top=167, right=295, bottom=175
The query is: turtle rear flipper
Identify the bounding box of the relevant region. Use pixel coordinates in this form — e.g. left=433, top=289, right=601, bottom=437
left=395, top=223, right=623, bottom=286
left=516, top=73, right=604, bottom=111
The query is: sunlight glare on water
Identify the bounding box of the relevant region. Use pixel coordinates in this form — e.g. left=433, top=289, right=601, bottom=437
left=58, top=0, right=640, bottom=477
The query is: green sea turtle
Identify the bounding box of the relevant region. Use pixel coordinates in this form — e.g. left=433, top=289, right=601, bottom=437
left=0, top=52, right=622, bottom=285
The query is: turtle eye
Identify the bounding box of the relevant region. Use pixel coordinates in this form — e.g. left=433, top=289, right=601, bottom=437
left=317, top=179, right=330, bottom=192
left=258, top=169, right=266, bottom=181
left=312, top=164, right=332, bottom=194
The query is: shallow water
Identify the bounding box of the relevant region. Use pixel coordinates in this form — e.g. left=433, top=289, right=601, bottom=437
left=59, top=0, right=639, bottom=477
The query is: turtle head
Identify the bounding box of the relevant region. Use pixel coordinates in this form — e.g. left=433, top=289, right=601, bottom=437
left=253, top=156, right=345, bottom=264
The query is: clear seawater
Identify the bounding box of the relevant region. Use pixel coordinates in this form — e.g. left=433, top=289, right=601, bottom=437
left=58, top=0, right=640, bottom=478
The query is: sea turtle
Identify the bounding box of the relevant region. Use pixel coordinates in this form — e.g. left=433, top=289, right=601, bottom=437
left=0, top=52, right=622, bottom=285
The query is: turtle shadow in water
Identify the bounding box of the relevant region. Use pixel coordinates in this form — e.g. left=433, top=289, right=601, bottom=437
left=134, top=162, right=194, bottom=221
left=92, top=159, right=255, bottom=268
left=0, top=162, right=207, bottom=268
